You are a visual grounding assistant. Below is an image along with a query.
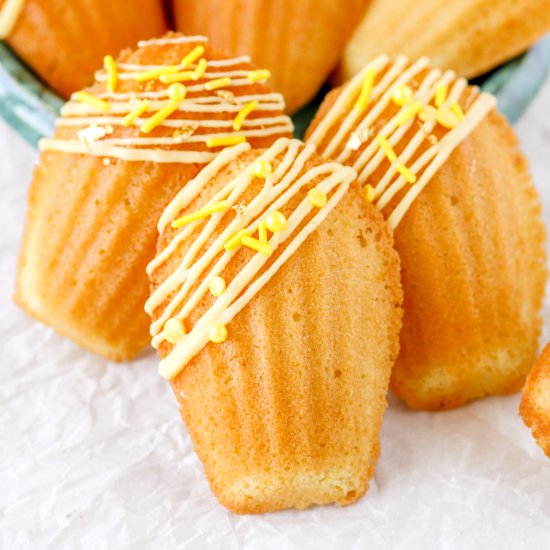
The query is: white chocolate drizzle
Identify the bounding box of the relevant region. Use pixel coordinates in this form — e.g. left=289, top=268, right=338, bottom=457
left=0, top=0, right=25, bottom=38
left=138, top=35, right=208, bottom=48
left=306, top=55, right=496, bottom=229
left=39, top=35, right=293, bottom=164
left=146, top=138, right=356, bottom=380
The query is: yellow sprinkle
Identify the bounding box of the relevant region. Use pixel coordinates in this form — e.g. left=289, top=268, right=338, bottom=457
left=164, top=318, right=186, bottom=344
left=265, top=211, right=286, bottom=232
left=253, top=160, right=272, bottom=179
left=209, top=323, right=227, bottom=344
left=450, top=101, right=464, bottom=122
left=123, top=100, right=150, bottom=126
left=205, top=77, right=232, bottom=90
left=248, top=69, right=271, bottom=82
left=396, top=163, right=417, bottom=184
left=308, top=187, right=327, bottom=208
left=418, top=105, right=437, bottom=122
left=134, top=65, right=180, bottom=82
left=181, top=45, right=205, bottom=68
left=168, top=83, right=187, bottom=101
left=435, top=84, right=448, bottom=107
left=171, top=200, right=228, bottom=228
left=376, top=135, right=397, bottom=163
left=436, top=106, right=460, bottom=129
left=224, top=229, right=249, bottom=251
left=354, top=68, right=376, bottom=113
left=140, top=100, right=180, bottom=133
left=206, top=135, right=246, bottom=148
left=160, top=71, right=194, bottom=84
left=104, top=55, right=118, bottom=93
left=364, top=184, right=376, bottom=203
left=391, top=84, right=413, bottom=107
left=396, top=100, right=424, bottom=125
left=242, top=236, right=272, bottom=256
left=209, top=276, right=226, bottom=297
left=192, top=58, right=208, bottom=80
left=74, top=91, right=110, bottom=113
left=233, top=100, right=259, bottom=131
left=258, top=221, right=268, bottom=243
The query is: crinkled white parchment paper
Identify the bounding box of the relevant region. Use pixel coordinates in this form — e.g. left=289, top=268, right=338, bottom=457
left=1, top=84, right=550, bottom=550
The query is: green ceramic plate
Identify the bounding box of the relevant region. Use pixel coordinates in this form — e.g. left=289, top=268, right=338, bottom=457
left=1, top=35, right=550, bottom=146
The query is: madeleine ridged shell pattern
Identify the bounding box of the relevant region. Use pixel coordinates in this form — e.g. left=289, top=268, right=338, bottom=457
left=149, top=143, right=403, bottom=513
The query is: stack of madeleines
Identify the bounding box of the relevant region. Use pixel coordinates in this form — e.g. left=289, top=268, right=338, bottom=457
left=1, top=0, right=549, bottom=111
left=9, top=0, right=550, bottom=517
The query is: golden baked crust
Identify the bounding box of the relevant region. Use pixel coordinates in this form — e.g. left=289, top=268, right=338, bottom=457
left=15, top=34, right=293, bottom=361
left=3, top=0, right=168, bottom=97
left=149, top=145, right=403, bottom=513
left=306, top=70, right=547, bottom=411
left=337, top=0, right=550, bottom=82
left=172, top=0, right=368, bottom=113
left=520, top=343, right=550, bottom=458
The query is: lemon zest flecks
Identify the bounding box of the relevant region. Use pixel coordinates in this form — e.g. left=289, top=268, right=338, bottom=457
left=435, top=84, right=448, bottom=107
left=376, top=135, right=397, bottom=163
left=206, top=135, right=246, bottom=148
left=308, top=187, right=327, bottom=208
left=134, top=65, right=180, bottom=82
left=209, top=276, right=226, bottom=297
left=253, top=160, right=272, bottom=178
left=123, top=100, right=151, bottom=126
left=164, top=318, right=186, bottom=344
left=248, top=69, right=271, bottom=82
left=209, top=323, right=227, bottom=343
left=171, top=201, right=228, bottom=228
left=168, top=83, right=187, bottom=101
left=396, top=163, right=417, bottom=184
left=391, top=84, right=413, bottom=107
left=242, top=236, right=272, bottom=256
left=205, top=77, right=232, bottom=91
left=181, top=45, right=205, bottom=68
left=160, top=71, right=194, bottom=84
left=140, top=100, right=181, bottom=133
left=192, top=58, right=208, bottom=80
left=436, top=106, right=460, bottom=129
left=354, top=68, right=376, bottom=113
left=364, top=184, right=376, bottom=203
left=104, top=55, right=118, bottom=93
left=74, top=91, right=110, bottom=113
left=397, top=100, right=423, bottom=126
left=233, top=100, right=259, bottom=131
left=450, top=101, right=464, bottom=122
left=265, top=211, right=286, bottom=232
left=258, top=221, right=268, bottom=243
left=224, top=229, right=249, bottom=251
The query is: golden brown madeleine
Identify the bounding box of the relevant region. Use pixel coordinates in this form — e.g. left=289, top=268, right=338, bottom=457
left=520, top=343, right=550, bottom=458
left=306, top=56, right=547, bottom=410
left=15, top=33, right=293, bottom=361
left=147, top=138, right=403, bottom=513
left=171, top=0, right=368, bottom=113
left=337, top=0, right=550, bottom=83
left=0, top=0, right=168, bottom=97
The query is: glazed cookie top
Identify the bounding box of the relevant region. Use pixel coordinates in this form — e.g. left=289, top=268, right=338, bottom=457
left=305, top=55, right=496, bottom=229
left=147, top=137, right=357, bottom=380
left=39, top=33, right=294, bottom=164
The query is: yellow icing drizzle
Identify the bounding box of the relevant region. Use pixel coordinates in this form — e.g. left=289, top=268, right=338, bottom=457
left=146, top=139, right=356, bottom=380
left=39, top=36, right=294, bottom=165
left=306, top=55, right=496, bottom=230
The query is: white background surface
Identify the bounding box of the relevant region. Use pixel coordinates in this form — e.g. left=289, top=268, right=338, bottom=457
left=1, top=83, right=550, bottom=549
